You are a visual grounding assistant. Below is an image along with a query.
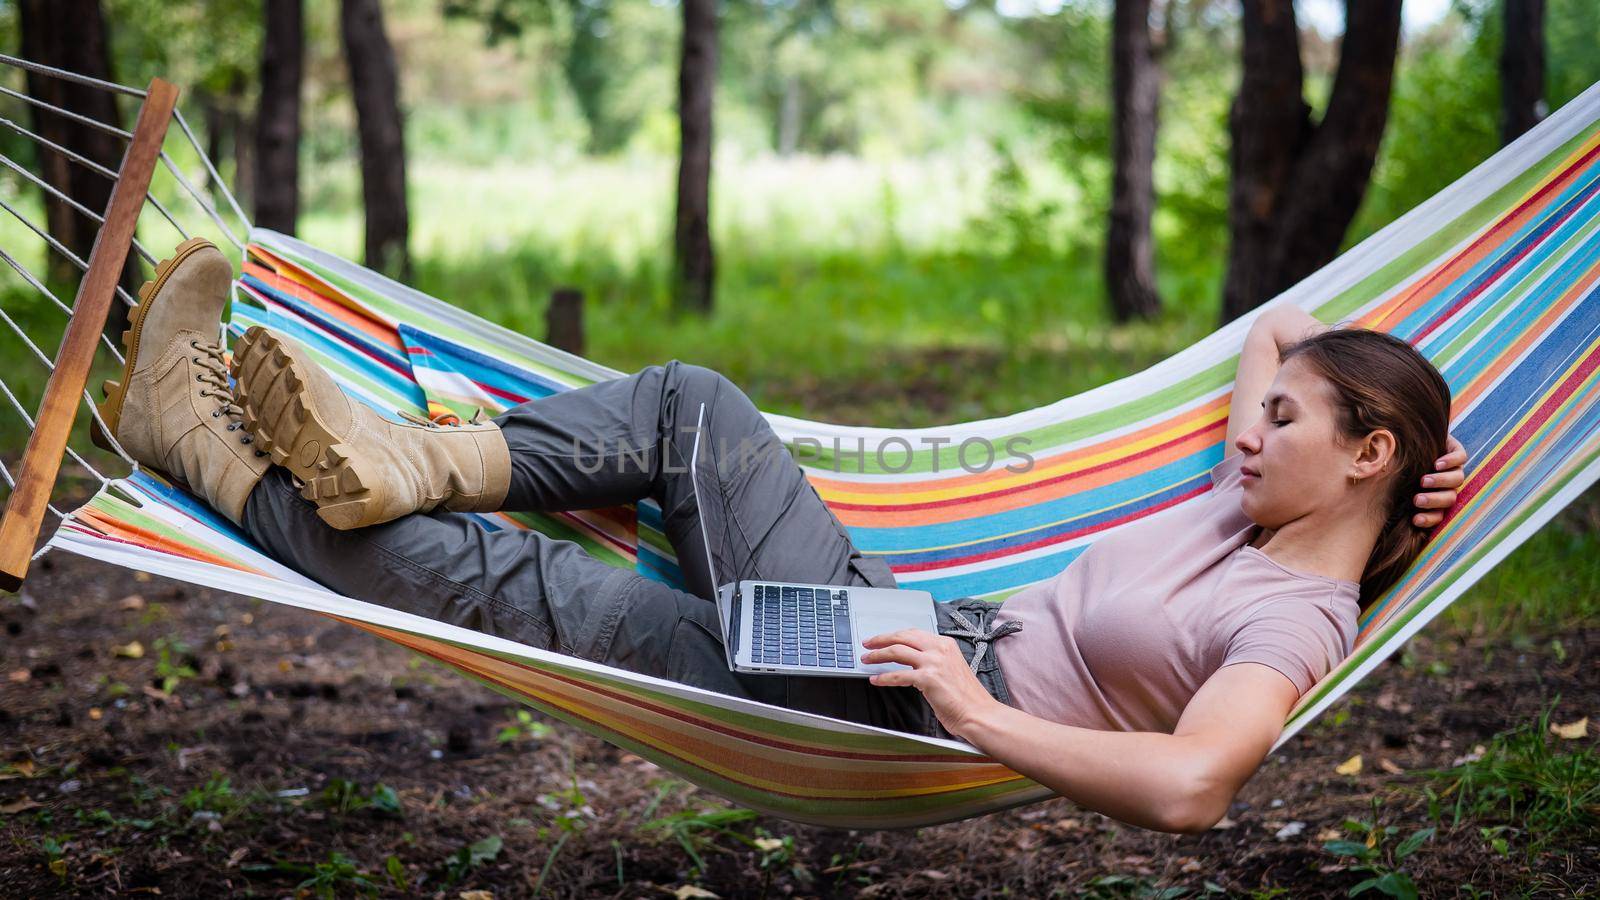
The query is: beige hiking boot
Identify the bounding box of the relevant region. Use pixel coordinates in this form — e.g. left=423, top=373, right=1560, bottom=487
left=92, top=237, right=270, bottom=524
left=229, top=325, right=511, bottom=530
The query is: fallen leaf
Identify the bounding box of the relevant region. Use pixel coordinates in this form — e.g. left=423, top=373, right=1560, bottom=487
left=112, top=641, right=144, bottom=659
left=1210, top=816, right=1237, bottom=830
left=1, top=797, right=42, bottom=814
left=277, top=658, right=293, bottom=673
left=1317, top=828, right=1342, bottom=842
left=1379, top=758, right=1405, bottom=775
left=88, top=707, right=103, bottom=721
left=673, top=887, right=718, bottom=900
left=225, top=847, right=249, bottom=868
left=48, top=857, right=66, bottom=878
left=1180, top=858, right=1201, bottom=873
left=1551, top=717, right=1588, bottom=740
left=920, top=869, right=949, bottom=880
left=118, top=594, right=145, bottom=611
left=1274, top=821, right=1306, bottom=841
left=1335, top=754, right=1363, bottom=776
left=134, top=571, right=151, bottom=582
left=7, top=669, right=29, bottom=683
left=458, top=892, right=494, bottom=900
left=241, top=612, right=253, bottom=625
left=752, top=837, right=785, bottom=852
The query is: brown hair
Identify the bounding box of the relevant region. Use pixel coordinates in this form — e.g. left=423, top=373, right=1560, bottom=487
left=1279, top=328, right=1452, bottom=608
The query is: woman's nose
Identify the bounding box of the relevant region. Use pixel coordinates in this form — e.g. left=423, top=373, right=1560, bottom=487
left=1234, top=424, right=1261, bottom=455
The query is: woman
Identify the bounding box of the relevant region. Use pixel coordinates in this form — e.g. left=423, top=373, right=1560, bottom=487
left=97, top=240, right=1467, bottom=834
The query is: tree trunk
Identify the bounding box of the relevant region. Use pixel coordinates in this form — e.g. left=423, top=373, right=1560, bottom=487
left=17, top=0, right=139, bottom=311
left=341, top=0, right=410, bottom=280
left=673, top=0, right=717, bottom=314
left=1501, top=0, right=1545, bottom=145
left=1221, top=0, right=1402, bottom=323
left=1105, top=0, right=1163, bottom=322
left=254, top=0, right=303, bottom=234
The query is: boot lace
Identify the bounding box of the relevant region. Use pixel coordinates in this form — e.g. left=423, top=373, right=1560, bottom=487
left=189, top=339, right=262, bottom=454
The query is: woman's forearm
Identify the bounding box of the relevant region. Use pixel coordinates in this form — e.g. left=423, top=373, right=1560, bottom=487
left=1258, top=305, right=1328, bottom=351
left=956, top=700, right=1229, bottom=833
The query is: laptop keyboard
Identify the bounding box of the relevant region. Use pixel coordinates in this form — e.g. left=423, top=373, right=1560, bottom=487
left=749, top=585, right=855, bottom=668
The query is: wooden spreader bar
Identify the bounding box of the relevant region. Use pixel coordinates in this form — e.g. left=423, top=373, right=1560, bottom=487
left=0, top=77, right=179, bottom=592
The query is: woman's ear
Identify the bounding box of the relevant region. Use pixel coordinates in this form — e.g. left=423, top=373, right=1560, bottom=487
left=1349, top=429, right=1397, bottom=483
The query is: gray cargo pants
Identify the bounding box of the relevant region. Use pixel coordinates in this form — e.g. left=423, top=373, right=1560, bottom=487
left=240, top=360, right=1012, bottom=738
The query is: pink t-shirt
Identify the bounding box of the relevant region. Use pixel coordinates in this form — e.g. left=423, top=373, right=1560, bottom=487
left=992, top=451, right=1361, bottom=734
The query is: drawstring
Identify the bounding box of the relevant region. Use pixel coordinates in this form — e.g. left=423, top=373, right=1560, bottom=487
left=942, top=608, right=1022, bottom=674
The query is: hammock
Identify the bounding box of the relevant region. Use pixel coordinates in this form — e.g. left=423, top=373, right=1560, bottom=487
left=5, top=57, right=1600, bottom=828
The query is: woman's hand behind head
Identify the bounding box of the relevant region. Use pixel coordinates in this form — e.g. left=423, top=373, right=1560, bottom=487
left=1411, top=434, right=1468, bottom=528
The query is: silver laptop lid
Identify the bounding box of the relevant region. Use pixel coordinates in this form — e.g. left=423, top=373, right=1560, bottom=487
left=687, top=402, right=725, bottom=602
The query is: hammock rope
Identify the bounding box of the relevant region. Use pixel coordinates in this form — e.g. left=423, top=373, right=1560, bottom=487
left=3, top=54, right=1600, bottom=828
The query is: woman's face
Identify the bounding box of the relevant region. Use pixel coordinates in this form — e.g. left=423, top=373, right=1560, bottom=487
left=1232, top=356, right=1358, bottom=529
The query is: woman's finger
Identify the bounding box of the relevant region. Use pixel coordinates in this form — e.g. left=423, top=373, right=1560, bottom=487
left=861, top=628, right=939, bottom=651
left=1413, top=489, right=1458, bottom=511
left=860, top=645, right=922, bottom=667
left=1419, top=468, right=1465, bottom=491
left=1412, top=509, right=1444, bottom=528
left=1436, top=436, right=1468, bottom=470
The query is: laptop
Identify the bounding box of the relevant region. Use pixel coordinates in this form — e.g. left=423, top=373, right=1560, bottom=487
left=687, top=402, right=939, bottom=678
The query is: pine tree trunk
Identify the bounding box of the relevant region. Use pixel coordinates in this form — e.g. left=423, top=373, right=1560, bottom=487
left=674, top=0, right=717, bottom=313
left=341, top=0, right=411, bottom=280
left=1221, top=0, right=1401, bottom=323
left=254, top=0, right=302, bottom=234
left=1106, top=0, right=1163, bottom=322
left=17, top=0, right=139, bottom=313
left=1501, top=0, right=1546, bottom=145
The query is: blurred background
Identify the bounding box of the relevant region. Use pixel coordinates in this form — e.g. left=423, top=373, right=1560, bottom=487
left=2, top=1, right=1599, bottom=425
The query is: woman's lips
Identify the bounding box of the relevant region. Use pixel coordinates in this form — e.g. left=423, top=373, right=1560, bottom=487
left=1241, top=465, right=1260, bottom=480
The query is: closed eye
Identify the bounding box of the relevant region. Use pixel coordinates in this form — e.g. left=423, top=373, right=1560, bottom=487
left=1271, top=420, right=1290, bottom=428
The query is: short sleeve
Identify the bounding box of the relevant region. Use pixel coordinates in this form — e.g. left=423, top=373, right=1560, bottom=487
left=1210, top=451, right=1247, bottom=494
left=1219, top=599, right=1351, bottom=695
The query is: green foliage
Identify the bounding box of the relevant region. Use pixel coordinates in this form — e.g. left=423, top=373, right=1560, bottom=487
left=497, top=708, right=555, bottom=744
left=151, top=634, right=197, bottom=695
left=244, top=851, right=381, bottom=899
left=437, top=834, right=504, bottom=887
left=316, top=778, right=402, bottom=817
left=637, top=802, right=760, bottom=879
left=1321, top=799, right=1435, bottom=900
left=1417, top=703, right=1600, bottom=857
left=180, top=774, right=238, bottom=816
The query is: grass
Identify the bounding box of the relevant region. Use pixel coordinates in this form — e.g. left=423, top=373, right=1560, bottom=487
left=1418, top=704, right=1600, bottom=858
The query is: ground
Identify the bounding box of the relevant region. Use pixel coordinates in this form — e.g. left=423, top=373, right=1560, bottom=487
left=2, top=545, right=1595, bottom=898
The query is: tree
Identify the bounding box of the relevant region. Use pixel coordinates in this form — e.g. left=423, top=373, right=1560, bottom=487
left=1501, top=0, right=1546, bottom=145
left=1106, top=0, right=1167, bottom=322
left=1221, top=0, right=1403, bottom=322
left=341, top=0, right=410, bottom=279
left=254, top=0, right=304, bottom=234
left=17, top=0, right=138, bottom=305
left=674, top=0, right=717, bottom=313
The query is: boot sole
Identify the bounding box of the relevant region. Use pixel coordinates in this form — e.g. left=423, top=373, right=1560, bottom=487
left=92, top=236, right=217, bottom=453
left=231, top=326, right=382, bottom=530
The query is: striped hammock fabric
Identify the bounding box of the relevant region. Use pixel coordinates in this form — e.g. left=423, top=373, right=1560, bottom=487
left=45, top=81, right=1600, bottom=829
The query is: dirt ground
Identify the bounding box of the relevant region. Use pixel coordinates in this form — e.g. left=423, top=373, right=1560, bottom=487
left=1, top=549, right=1596, bottom=898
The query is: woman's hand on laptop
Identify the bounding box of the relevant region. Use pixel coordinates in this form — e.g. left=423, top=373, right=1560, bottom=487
left=860, top=628, right=999, bottom=740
